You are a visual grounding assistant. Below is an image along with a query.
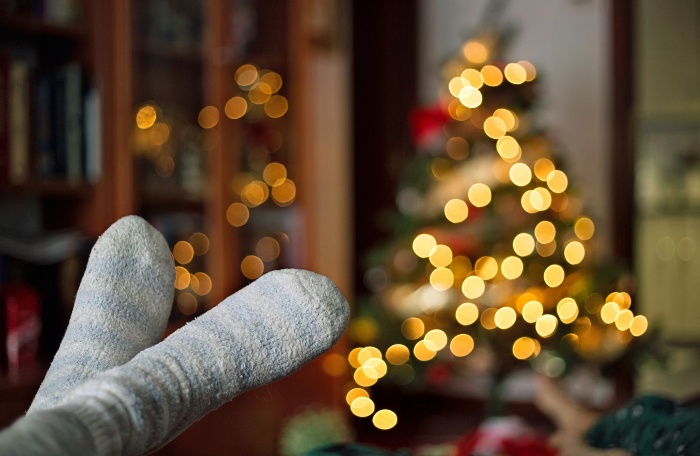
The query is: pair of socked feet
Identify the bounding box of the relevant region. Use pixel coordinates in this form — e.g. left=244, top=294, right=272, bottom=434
left=0, top=216, right=349, bottom=455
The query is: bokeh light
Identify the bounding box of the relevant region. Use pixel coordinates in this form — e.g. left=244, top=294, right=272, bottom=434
left=226, top=202, right=250, bottom=227
left=450, top=334, right=474, bottom=357
left=513, top=337, right=536, bottom=360
left=173, top=241, right=194, bottom=265
left=574, top=217, right=595, bottom=240
left=271, top=179, right=296, bottom=205
left=256, top=237, right=281, bottom=262
left=501, top=256, right=524, bottom=280
left=429, top=244, right=453, bottom=268
left=468, top=183, right=492, bottom=207
left=136, top=105, right=157, bottom=129
left=463, top=40, right=488, bottom=63
left=413, top=234, right=437, bottom=258
left=456, top=302, right=479, bottom=326
left=350, top=396, right=375, bottom=417
left=504, top=63, right=527, bottom=84
left=522, top=300, right=544, bottom=323
left=414, top=340, right=437, bottom=361
left=536, top=314, right=558, bottom=337
left=444, top=199, right=469, bottom=223
left=475, top=256, right=498, bottom=280
left=198, top=106, right=219, bottom=129
left=386, top=344, right=410, bottom=365
left=509, top=162, right=532, bottom=187
left=373, top=409, right=398, bottom=430
left=495, top=307, right=517, bottom=329
left=513, top=233, right=536, bottom=256
left=462, top=275, right=486, bottom=299
left=224, top=96, right=247, bottom=119
left=481, top=65, right=503, bottom=86
left=241, top=255, right=264, bottom=279
left=401, top=317, right=425, bottom=340
left=564, top=241, right=585, bottom=265
left=543, top=264, right=565, bottom=287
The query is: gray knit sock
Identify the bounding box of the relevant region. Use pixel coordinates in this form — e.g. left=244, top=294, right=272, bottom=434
left=0, top=269, right=348, bottom=456
left=29, top=215, right=175, bottom=412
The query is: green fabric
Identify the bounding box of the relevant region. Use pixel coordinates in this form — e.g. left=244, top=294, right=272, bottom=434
left=586, top=395, right=700, bottom=456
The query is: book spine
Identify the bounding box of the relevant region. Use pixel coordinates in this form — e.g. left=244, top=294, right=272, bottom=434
left=84, top=85, right=102, bottom=184
left=64, top=63, right=82, bottom=182
left=52, top=70, right=66, bottom=177
left=9, top=60, right=30, bottom=184
left=0, top=52, right=9, bottom=182
left=34, top=74, right=54, bottom=178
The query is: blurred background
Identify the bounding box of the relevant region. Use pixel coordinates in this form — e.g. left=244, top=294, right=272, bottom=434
left=0, top=0, right=699, bottom=454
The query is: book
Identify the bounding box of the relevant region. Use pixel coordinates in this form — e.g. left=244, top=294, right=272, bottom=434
left=8, top=60, right=30, bottom=184
left=62, top=62, right=82, bottom=182
left=84, top=84, right=101, bottom=184
left=0, top=51, right=9, bottom=180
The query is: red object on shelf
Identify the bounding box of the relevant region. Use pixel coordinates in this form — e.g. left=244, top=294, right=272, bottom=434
left=2, top=283, right=42, bottom=374
left=454, top=416, right=556, bottom=456
left=409, top=104, right=450, bottom=147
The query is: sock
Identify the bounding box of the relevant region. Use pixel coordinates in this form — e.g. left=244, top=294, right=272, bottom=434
left=29, top=215, right=175, bottom=412
left=0, top=269, right=348, bottom=456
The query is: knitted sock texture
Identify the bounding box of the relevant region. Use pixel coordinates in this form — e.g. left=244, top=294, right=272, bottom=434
left=29, top=215, right=175, bottom=412
left=1, top=269, right=348, bottom=456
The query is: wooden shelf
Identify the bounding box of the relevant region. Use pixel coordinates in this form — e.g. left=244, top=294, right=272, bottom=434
left=1, top=180, right=93, bottom=198
left=0, top=15, right=87, bottom=42
left=140, top=189, right=204, bottom=211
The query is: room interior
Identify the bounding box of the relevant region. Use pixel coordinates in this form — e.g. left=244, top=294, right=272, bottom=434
left=0, top=0, right=699, bottom=454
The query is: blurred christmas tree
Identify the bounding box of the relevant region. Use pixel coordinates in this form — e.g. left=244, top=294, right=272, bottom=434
left=346, top=23, right=653, bottom=429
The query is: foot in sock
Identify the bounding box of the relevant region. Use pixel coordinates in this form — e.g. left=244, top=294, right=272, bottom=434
left=29, top=215, right=175, bottom=412
left=1, top=269, right=349, bottom=456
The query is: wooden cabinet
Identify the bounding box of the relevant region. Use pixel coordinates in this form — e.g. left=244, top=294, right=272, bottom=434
left=0, top=1, right=352, bottom=452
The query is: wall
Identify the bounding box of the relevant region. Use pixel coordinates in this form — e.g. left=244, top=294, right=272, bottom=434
left=419, top=0, right=613, bottom=253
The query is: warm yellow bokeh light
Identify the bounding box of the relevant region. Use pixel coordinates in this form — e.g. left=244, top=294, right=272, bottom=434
left=461, top=68, right=484, bottom=89
left=193, top=272, right=212, bottom=296
left=480, top=307, right=497, bottom=330
left=509, top=163, right=532, bottom=187
left=630, top=315, right=648, bottom=337
left=322, top=353, right=347, bottom=376
left=446, top=137, right=470, bottom=160
left=242, top=180, right=269, bottom=207
left=401, top=317, right=425, bottom=340
left=513, top=337, right=536, bottom=360
left=450, top=334, right=474, bottom=357
left=475, top=256, right=498, bottom=280
left=448, top=77, right=465, bottom=97
left=263, top=162, right=287, bottom=187
left=373, top=409, right=398, bottom=430
left=429, top=244, right=453, bottom=268
left=468, top=183, right=492, bottom=207
left=241, top=255, right=264, bottom=280
left=136, top=105, right=157, bottom=129
left=224, top=96, right=247, bottom=119
left=150, top=123, right=170, bottom=145
left=615, top=309, right=634, bottom=331
left=260, top=71, right=283, bottom=93
left=456, top=302, right=479, bottom=326
left=256, top=237, right=281, bottom=262
left=386, top=344, right=410, bottom=365
left=412, top=234, right=437, bottom=258
left=501, top=256, right=524, bottom=280
left=364, top=358, right=388, bottom=378
left=450, top=256, right=472, bottom=279
left=600, top=302, right=621, bottom=324
left=350, top=396, right=375, bottom=417
left=504, top=63, right=527, bottom=84
left=557, top=298, right=579, bottom=324
left=444, top=199, right=469, bottom=223
left=448, top=99, right=471, bottom=121
left=458, top=86, right=483, bottom=108
left=481, top=65, right=503, bottom=86
left=533, top=158, right=555, bottom=181
left=248, top=84, right=272, bottom=104
left=198, top=106, right=219, bottom=129
left=495, top=307, right=517, bottom=329
left=536, top=314, right=558, bottom=337
left=271, top=179, right=296, bottom=205
left=424, top=329, right=448, bottom=351
left=537, top=240, right=557, bottom=257
left=264, top=95, right=289, bottom=118
left=235, top=64, right=258, bottom=87
left=521, top=190, right=538, bottom=214
left=177, top=292, right=198, bottom=315
left=348, top=347, right=363, bottom=368
left=462, top=275, right=486, bottom=299
left=414, top=340, right=437, bottom=361
left=535, top=221, right=556, bottom=244
left=522, top=300, right=544, bottom=323
left=518, top=60, right=537, bottom=81
left=483, top=116, right=507, bottom=139
left=174, top=266, right=190, bottom=290
left=493, top=109, right=517, bottom=131
left=531, top=187, right=552, bottom=211
left=564, top=241, right=585, bottom=265
left=574, top=217, right=595, bottom=241
left=226, top=202, right=250, bottom=227
left=357, top=346, right=382, bottom=365
left=463, top=40, right=488, bottom=63
left=513, top=233, right=535, bottom=256
left=547, top=170, right=568, bottom=193
left=496, top=136, right=520, bottom=160
left=189, top=232, right=210, bottom=256
left=543, top=264, right=565, bottom=287
left=429, top=267, right=454, bottom=291
left=173, top=241, right=194, bottom=265
left=346, top=387, right=369, bottom=406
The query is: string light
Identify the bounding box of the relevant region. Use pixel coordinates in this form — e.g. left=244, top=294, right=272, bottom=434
left=456, top=302, right=479, bottom=325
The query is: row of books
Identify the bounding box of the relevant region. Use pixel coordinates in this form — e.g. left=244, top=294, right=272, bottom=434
left=0, top=0, right=83, bottom=25
left=0, top=50, right=102, bottom=185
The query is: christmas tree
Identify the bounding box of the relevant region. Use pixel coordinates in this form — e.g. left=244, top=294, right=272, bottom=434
left=345, top=29, right=651, bottom=429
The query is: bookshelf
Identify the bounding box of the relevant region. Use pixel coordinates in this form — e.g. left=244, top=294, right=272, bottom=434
left=0, top=0, right=352, bottom=452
